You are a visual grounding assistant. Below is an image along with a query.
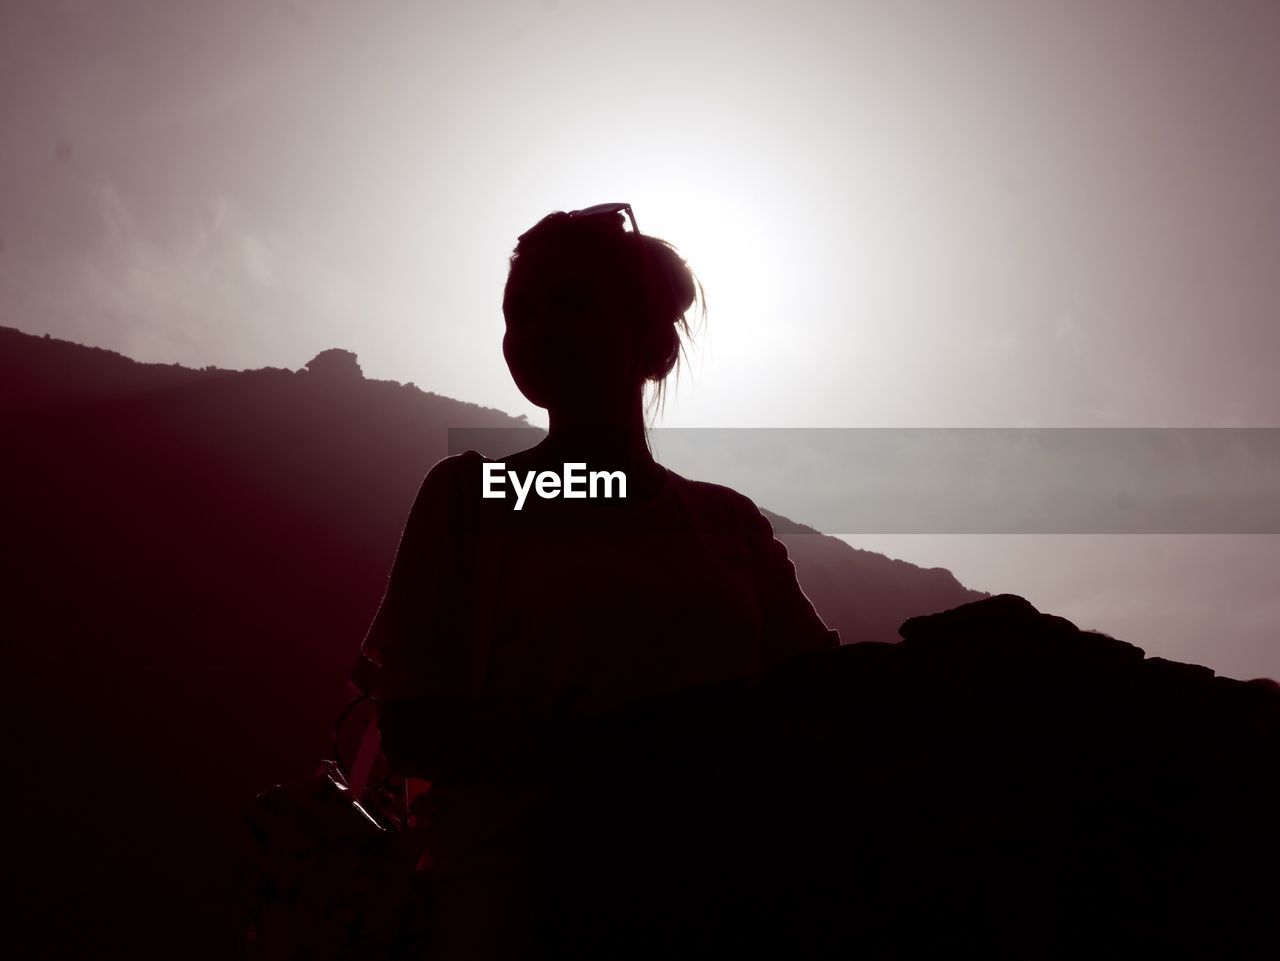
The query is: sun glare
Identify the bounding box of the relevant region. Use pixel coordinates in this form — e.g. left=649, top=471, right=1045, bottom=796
left=635, top=184, right=784, bottom=328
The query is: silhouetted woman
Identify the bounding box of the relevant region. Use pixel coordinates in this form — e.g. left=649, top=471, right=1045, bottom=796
left=360, top=203, right=838, bottom=958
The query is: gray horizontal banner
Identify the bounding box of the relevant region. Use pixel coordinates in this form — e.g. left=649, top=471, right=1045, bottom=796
left=448, top=428, right=1280, bottom=534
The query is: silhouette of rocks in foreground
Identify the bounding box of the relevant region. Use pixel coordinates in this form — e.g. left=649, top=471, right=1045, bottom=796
left=511, top=594, right=1278, bottom=960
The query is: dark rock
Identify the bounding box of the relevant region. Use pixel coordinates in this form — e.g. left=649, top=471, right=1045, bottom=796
left=301, top=346, right=363, bottom=378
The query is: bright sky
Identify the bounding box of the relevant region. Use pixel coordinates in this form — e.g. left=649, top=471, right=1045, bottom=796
left=3, top=0, right=1278, bottom=678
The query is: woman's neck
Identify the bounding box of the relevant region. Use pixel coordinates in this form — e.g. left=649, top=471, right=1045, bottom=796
left=537, top=392, right=661, bottom=482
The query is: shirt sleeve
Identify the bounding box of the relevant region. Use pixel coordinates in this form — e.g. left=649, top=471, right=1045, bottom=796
left=361, top=452, right=486, bottom=702
left=739, top=498, right=841, bottom=659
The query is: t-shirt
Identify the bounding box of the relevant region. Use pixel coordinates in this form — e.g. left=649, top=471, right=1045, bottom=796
left=360, top=449, right=840, bottom=929
left=361, top=449, right=839, bottom=717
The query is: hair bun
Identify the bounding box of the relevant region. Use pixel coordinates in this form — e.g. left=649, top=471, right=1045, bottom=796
left=640, top=239, right=697, bottom=327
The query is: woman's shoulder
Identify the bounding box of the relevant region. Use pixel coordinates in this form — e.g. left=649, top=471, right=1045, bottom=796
left=408, top=449, right=490, bottom=516
left=663, top=469, right=768, bottom=531
left=435, top=448, right=490, bottom=468
left=422, top=448, right=488, bottom=483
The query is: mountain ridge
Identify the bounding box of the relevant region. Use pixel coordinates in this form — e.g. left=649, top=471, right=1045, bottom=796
left=0, top=322, right=987, bottom=646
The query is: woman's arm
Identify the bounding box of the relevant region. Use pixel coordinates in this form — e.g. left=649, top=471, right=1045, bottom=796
left=740, top=499, right=840, bottom=660
left=362, top=451, right=547, bottom=780
left=362, top=453, right=484, bottom=697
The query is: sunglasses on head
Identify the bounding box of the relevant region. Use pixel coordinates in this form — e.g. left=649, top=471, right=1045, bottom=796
left=567, top=202, right=639, bottom=234
left=517, top=202, right=639, bottom=244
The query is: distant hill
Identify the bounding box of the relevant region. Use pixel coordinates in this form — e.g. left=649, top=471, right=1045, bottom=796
left=0, top=324, right=983, bottom=956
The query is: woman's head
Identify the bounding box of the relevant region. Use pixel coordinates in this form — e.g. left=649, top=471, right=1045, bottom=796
left=502, top=207, right=704, bottom=417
